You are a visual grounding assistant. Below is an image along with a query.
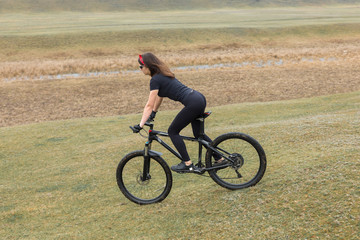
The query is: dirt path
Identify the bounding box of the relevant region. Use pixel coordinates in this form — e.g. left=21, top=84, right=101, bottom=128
left=1, top=46, right=360, bottom=127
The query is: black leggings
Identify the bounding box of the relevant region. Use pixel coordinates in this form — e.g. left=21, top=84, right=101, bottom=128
left=168, top=91, right=220, bottom=162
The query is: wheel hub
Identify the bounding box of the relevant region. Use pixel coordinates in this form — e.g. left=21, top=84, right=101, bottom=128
left=136, top=173, right=151, bottom=185
left=229, top=153, right=244, bottom=170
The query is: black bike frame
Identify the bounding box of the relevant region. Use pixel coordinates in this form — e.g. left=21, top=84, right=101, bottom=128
left=141, top=122, right=233, bottom=178
left=148, top=128, right=208, bottom=162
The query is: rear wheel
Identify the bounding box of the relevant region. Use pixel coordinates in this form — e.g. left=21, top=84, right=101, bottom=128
left=205, top=132, right=266, bottom=190
left=116, top=150, right=172, bottom=204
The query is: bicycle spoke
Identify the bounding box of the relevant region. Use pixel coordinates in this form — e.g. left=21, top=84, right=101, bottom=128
left=116, top=151, right=172, bottom=204
left=206, top=132, right=266, bottom=190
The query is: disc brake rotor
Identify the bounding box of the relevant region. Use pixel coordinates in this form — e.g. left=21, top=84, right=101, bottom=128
left=136, top=173, right=150, bottom=185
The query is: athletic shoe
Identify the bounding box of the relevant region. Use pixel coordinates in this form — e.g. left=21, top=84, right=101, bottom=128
left=171, top=162, right=201, bottom=173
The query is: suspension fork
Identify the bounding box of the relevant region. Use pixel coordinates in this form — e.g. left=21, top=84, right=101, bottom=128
left=142, top=140, right=152, bottom=181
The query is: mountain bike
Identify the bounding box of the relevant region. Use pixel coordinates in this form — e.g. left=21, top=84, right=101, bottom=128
left=116, top=112, right=266, bottom=205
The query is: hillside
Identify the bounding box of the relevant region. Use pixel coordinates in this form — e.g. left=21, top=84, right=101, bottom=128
left=1, top=91, right=359, bottom=239
left=0, top=0, right=359, bottom=12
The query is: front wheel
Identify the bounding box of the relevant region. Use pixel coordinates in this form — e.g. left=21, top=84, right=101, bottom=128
left=205, top=132, right=266, bottom=190
left=116, top=150, right=172, bottom=205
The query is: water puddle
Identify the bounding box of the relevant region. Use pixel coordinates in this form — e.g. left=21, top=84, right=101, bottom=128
left=3, top=57, right=337, bottom=82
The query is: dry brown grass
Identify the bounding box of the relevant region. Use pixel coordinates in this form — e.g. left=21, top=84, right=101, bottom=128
left=1, top=37, right=359, bottom=81
left=1, top=40, right=359, bottom=127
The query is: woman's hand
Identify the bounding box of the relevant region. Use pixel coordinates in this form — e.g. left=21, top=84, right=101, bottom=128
left=131, top=124, right=142, bottom=133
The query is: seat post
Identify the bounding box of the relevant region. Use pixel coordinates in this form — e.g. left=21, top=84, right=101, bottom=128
left=196, top=111, right=211, bottom=139
left=197, top=117, right=205, bottom=166
left=198, top=117, right=205, bottom=138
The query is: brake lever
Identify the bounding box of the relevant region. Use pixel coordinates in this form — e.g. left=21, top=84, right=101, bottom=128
left=129, top=126, right=138, bottom=133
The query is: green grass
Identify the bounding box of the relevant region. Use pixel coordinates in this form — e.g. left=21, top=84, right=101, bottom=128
left=1, top=91, right=359, bottom=239
left=0, top=0, right=359, bottom=12
left=1, top=7, right=360, bottom=36
left=1, top=6, right=360, bottom=61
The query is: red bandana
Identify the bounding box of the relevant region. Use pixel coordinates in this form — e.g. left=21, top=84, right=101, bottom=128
left=139, top=55, right=145, bottom=65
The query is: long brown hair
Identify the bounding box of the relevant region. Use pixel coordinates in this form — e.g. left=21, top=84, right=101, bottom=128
left=139, top=53, right=175, bottom=78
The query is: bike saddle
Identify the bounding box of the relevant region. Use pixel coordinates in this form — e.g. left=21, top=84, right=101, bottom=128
left=196, top=111, right=212, bottom=121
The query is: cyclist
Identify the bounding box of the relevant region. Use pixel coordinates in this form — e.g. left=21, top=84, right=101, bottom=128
left=132, top=53, right=224, bottom=173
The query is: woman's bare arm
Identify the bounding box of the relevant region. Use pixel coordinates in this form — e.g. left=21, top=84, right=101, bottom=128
left=139, top=90, right=159, bottom=127
left=153, top=96, right=163, bottom=112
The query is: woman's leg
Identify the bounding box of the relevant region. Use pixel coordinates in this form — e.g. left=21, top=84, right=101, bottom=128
left=191, top=120, right=222, bottom=161
left=168, top=91, right=206, bottom=163
left=168, top=105, right=201, bottom=162
left=189, top=93, right=222, bottom=161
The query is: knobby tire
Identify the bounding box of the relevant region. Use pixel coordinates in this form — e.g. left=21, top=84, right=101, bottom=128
left=116, top=150, right=172, bottom=205
left=205, top=132, right=266, bottom=190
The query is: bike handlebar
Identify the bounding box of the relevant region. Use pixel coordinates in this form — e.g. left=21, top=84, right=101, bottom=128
left=129, top=121, right=154, bottom=133
left=129, top=126, right=137, bottom=133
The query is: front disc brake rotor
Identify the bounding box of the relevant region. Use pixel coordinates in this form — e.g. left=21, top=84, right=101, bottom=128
left=136, top=173, right=151, bottom=185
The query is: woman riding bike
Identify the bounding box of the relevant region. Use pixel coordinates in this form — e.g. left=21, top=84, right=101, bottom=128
left=132, top=53, right=225, bottom=173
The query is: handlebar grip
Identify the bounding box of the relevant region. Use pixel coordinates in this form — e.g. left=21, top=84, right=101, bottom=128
left=130, top=123, right=153, bottom=133
left=129, top=126, right=137, bottom=133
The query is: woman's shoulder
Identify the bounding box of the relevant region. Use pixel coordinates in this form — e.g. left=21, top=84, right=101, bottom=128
left=152, top=74, right=175, bottom=81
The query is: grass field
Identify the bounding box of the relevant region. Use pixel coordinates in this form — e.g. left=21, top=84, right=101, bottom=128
left=1, top=91, right=359, bottom=239
left=1, top=6, right=360, bottom=36
left=1, top=0, right=359, bottom=12
left=1, top=5, right=360, bottom=80
left=1, top=3, right=360, bottom=239
left=1, top=6, right=360, bottom=81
